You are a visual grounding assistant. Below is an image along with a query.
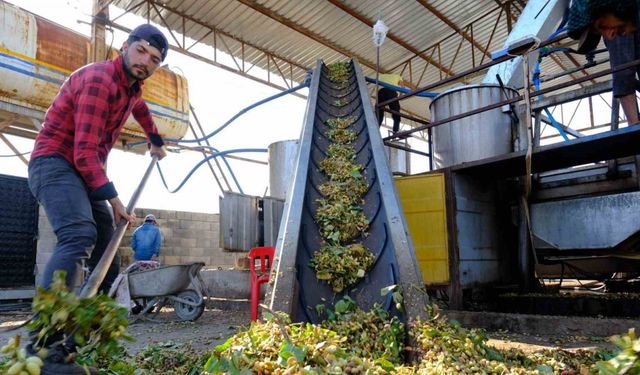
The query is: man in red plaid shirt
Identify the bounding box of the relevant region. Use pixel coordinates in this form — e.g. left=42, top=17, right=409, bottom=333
left=28, top=24, right=169, bottom=294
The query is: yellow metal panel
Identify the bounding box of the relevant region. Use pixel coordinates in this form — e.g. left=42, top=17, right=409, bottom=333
left=396, top=173, right=449, bottom=285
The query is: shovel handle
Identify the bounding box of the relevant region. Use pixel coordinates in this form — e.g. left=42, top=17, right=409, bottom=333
left=80, top=155, right=159, bottom=298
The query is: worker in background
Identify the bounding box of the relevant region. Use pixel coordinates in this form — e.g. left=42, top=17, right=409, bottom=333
left=26, top=24, right=168, bottom=371
left=567, top=0, right=639, bottom=125
left=376, top=73, right=418, bottom=134
left=131, top=214, right=163, bottom=262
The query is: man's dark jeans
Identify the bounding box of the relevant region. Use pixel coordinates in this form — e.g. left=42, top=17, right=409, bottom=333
left=377, top=87, right=401, bottom=133
left=28, top=155, right=119, bottom=293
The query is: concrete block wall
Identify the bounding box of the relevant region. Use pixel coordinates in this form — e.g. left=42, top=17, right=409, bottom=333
left=35, top=206, right=83, bottom=287
left=35, top=207, right=247, bottom=287
left=118, top=208, right=246, bottom=268
left=35, top=206, right=54, bottom=287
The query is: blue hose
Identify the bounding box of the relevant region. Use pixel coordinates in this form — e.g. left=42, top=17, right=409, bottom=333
left=169, top=81, right=309, bottom=144
left=128, top=77, right=310, bottom=149
left=365, top=77, right=438, bottom=97
left=156, top=148, right=268, bottom=194
left=533, top=60, right=570, bottom=141
left=191, top=145, right=246, bottom=193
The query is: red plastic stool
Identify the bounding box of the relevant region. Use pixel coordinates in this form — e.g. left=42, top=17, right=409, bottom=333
left=249, top=246, right=275, bottom=321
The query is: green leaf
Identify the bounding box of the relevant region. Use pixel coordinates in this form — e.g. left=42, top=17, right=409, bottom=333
left=485, top=347, right=503, bottom=361
left=380, top=285, right=397, bottom=296
left=393, top=292, right=404, bottom=306
left=204, top=356, right=227, bottom=373
left=535, top=364, right=554, bottom=374
left=373, top=357, right=396, bottom=371
left=334, top=299, right=350, bottom=314
left=279, top=342, right=307, bottom=363
left=214, top=337, right=233, bottom=353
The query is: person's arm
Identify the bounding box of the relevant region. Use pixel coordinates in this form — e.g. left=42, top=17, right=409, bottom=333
left=132, top=98, right=167, bottom=160
left=71, top=74, right=133, bottom=225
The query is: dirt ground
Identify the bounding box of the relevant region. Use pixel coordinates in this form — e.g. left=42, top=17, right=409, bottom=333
left=0, top=306, right=616, bottom=357
left=0, top=307, right=252, bottom=355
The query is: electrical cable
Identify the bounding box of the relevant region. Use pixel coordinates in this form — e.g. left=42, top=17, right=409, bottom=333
left=156, top=148, right=267, bottom=193
left=0, top=151, right=30, bottom=157
left=127, top=75, right=311, bottom=149
left=184, top=144, right=245, bottom=193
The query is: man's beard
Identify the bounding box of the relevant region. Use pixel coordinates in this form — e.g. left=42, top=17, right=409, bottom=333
left=123, top=54, right=150, bottom=81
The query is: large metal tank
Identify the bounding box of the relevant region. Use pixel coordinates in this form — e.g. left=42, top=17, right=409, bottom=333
left=0, top=1, right=189, bottom=140
left=268, top=140, right=299, bottom=200
left=430, top=84, right=517, bottom=169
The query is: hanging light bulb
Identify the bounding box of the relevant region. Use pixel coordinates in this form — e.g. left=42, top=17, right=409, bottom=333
left=372, top=19, right=389, bottom=47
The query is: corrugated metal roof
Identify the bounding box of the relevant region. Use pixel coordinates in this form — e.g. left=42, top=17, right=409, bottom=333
left=109, top=0, right=594, bottom=125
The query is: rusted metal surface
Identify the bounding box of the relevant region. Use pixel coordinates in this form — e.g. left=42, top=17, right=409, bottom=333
left=0, top=1, right=189, bottom=140
left=35, top=18, right=88, bottom=72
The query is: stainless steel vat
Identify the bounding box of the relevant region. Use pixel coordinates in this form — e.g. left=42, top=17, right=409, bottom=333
left=430, top=84, right=517, bottom=169
left=268, top=140, right=299, bottom=200
left=219, top=192, right=259, bottom=252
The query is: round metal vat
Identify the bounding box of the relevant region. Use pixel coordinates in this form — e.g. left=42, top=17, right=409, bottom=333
left=268, top=140, right=299, bottom=200
left=429, top=84, right=517, bottom=169
left=385, top=140, right=411, bottom=175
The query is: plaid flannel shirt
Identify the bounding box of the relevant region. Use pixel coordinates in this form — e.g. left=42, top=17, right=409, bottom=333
left=31, top=55, right=163, bottom=201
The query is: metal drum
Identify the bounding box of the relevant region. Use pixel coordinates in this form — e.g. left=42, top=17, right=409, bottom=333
left=430, top=84, right=517, bottom=169
left=385, top=140, right=411, bottom=175
left=268, top=140, right=299, bottom=200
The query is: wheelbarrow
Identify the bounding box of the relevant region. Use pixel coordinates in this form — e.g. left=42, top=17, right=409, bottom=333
left=127, top=262, right=207, bottom=321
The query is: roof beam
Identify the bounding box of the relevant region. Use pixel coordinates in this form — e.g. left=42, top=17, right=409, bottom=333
left=234, top=0, right=379, bottom=71
left=106, top=20, right=308, bottom=99
left=498, top=2, right=591, bottom=88
left=140, top=1, right=308, bottom=73
left=326, top=0, right=453, bottom=77
left=415, top=0, right=490, bottom=59
left=390, top=4, right=503, bottom=72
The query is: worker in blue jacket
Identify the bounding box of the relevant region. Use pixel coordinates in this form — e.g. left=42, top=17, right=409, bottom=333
left=131, top=214, right=163, bottom=261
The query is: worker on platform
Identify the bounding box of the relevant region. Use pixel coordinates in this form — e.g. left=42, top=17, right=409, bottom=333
left=567, top=0, right=640, bottom=125
left=26, top=24, right=168, bottom=371
left=131, top=213, right=163, bottom=262
left=376, top=73, right=418, bottom=134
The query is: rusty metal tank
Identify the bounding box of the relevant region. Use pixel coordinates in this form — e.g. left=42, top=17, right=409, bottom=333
left=0, top=1, right=189, bottom=140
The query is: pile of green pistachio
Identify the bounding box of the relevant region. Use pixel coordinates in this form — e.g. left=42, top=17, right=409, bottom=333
left=202, top=301, right=616, bottom=374
left=0, top=271, right=130, bottom=374
left=327, top=61, right=351, bottom=88
left=310, top=62, right=374, bottom=293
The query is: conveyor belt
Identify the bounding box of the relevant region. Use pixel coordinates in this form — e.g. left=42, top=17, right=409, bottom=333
left=267, top=60, right=427, bottom=323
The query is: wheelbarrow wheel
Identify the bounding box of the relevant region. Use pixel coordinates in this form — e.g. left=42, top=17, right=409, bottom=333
left=173, top=289, right=204, bottom=321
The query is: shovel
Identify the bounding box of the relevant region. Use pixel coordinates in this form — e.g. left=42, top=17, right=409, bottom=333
left=79, top=155, right=158, bottom=298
